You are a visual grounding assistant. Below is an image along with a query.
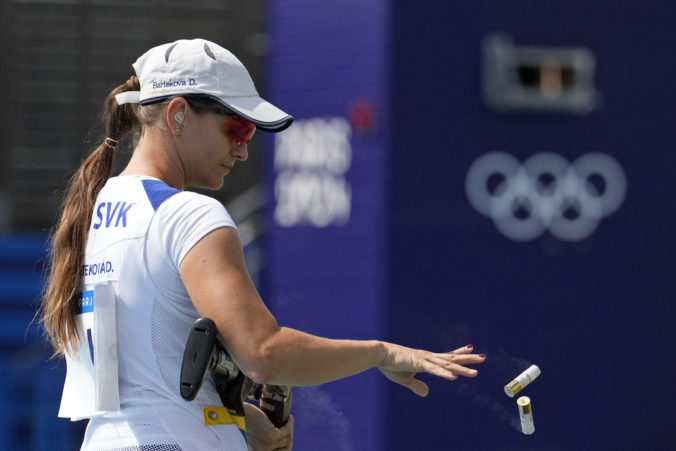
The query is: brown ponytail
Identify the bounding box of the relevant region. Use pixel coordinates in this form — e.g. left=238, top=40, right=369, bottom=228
left=40, top=76, right=140, bottom=356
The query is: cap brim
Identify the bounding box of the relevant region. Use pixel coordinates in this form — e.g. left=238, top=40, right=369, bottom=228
left=219, top=95, right=294, bottom=132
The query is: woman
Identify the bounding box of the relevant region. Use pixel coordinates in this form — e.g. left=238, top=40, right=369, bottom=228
left=40, top=39, right=485, bottom=450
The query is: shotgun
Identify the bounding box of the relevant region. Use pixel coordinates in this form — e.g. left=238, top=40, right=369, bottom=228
left=180, top=317, right=292, bottom=428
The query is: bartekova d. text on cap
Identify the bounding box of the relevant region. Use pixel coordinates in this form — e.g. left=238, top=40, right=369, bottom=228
left=115, top=38, right=293, bottom=132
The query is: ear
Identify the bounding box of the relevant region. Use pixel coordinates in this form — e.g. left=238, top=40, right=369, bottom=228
left=166, top=98, right=188, bottom=135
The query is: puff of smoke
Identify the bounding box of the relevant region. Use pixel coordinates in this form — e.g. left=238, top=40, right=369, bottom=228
left=492, top=346, right=534, bottom=373
left=456, top=383, right=521, bottom=431
left=294, top=386, right=353, bottom=451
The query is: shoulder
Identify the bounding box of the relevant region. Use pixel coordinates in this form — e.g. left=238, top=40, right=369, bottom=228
left=145, top=188, right=237, bottom=267
left=136, top=178, right=225, bottom=216
left=161, top=190, right=229, bottom=216
left=138, top=178, right=182, bottom=211
left=153, top=190, right=237, bottom=236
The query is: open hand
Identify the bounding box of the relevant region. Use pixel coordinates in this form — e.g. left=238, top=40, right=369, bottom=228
left=377, top=344, right=485, bottom=396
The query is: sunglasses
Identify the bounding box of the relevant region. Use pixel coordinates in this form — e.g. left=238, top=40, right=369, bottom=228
left=185, top=97, right=256, bottom=147
left=223, top=117, right=256, bottom=147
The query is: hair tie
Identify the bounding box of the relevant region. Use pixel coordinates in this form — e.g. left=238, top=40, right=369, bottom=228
left=104, top=137, right=119, bottom=149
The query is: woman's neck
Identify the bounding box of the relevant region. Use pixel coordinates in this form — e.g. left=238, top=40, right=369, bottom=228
left=119, top=133, right=186, bottom=190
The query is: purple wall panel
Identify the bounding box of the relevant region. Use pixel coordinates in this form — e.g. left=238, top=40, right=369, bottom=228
left=267, top=1, right=676, bottom=450
left=265, top=1, right=390, bottom=450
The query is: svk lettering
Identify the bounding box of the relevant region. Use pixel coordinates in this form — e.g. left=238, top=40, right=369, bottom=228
left=93, top=202, right=134, bottom=229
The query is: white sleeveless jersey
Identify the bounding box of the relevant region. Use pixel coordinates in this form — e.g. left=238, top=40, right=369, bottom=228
left=58, top=175, right=248, bottom=451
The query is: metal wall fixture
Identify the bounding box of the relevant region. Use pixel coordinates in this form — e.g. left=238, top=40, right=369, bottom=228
left=482, top=33, right=601, bottom=114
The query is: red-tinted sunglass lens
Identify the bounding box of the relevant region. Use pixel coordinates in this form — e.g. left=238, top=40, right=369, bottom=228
left=224, top=118, right=256, bottom=146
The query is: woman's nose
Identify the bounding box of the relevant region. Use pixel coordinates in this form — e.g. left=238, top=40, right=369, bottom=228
left=232, top=143, right=248, bottom=161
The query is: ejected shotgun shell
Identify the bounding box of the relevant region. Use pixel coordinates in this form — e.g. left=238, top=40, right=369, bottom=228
left=504, top=364, right=541, bottom=397
left=517, top=396, right=535, bottom=435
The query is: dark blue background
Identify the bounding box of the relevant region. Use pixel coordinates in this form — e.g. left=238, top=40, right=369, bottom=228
left=387, top=2, right=675, bottom=449
left=265, top=1, right=676, bottom=450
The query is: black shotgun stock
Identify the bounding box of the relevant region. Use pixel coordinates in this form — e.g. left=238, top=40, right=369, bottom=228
left=180, top=317, right=292, bottom=427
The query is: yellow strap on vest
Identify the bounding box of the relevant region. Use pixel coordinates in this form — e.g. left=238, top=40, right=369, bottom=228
left=203, top=407, right=246, bottom=432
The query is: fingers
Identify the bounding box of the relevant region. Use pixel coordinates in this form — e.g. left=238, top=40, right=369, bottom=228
left=425, top=359, right=479, bottom=380
left=273, top=424, right=292, bottom=442
left=278, top=414, right=294, bottom=436
left=450, top=344, right=476, bottom=355
left=286, top=414, right=294, bottom=442
left=436, top=351, right=486, bottom=366
left=265, top=421, right=293, bottom=451
left=274, top=415, right=294, bottom=450
left=406, top=377, right=430, bottom=397
left=378, top=342, right=487, bottom=396
left=419, top=359, right=459, bottom=382
left=244, top=403, right=294, bottom=450
left=425, top=349, right=486, bottom=378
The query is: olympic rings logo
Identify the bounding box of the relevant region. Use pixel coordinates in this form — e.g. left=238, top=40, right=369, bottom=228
left=465, top=152, right=627, bottom=242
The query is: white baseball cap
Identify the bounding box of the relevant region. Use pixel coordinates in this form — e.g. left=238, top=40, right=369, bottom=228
left=115, top=38, right=293, bottom=132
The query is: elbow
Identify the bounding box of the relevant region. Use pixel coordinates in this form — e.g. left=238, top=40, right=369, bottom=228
left=247, top=369, right=274, bottom=385
left=240, top=338, right=283, bottom=385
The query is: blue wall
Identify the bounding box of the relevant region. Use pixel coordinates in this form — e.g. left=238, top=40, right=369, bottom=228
left=0, top=235, right=86, bottom=449
left=265, top=1, right=676, bottom=450
left=385, top=1, right=675, bottom=450
left=265, top=1, right=390, bottom=449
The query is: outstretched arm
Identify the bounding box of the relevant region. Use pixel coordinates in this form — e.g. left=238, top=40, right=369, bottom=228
left=180, top=226, right=485, bottom=393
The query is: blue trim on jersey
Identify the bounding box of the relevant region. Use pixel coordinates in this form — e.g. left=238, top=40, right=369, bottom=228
left=86, top=328, right=95, bottom=364
left=142, top=179, right=181, bottom=211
